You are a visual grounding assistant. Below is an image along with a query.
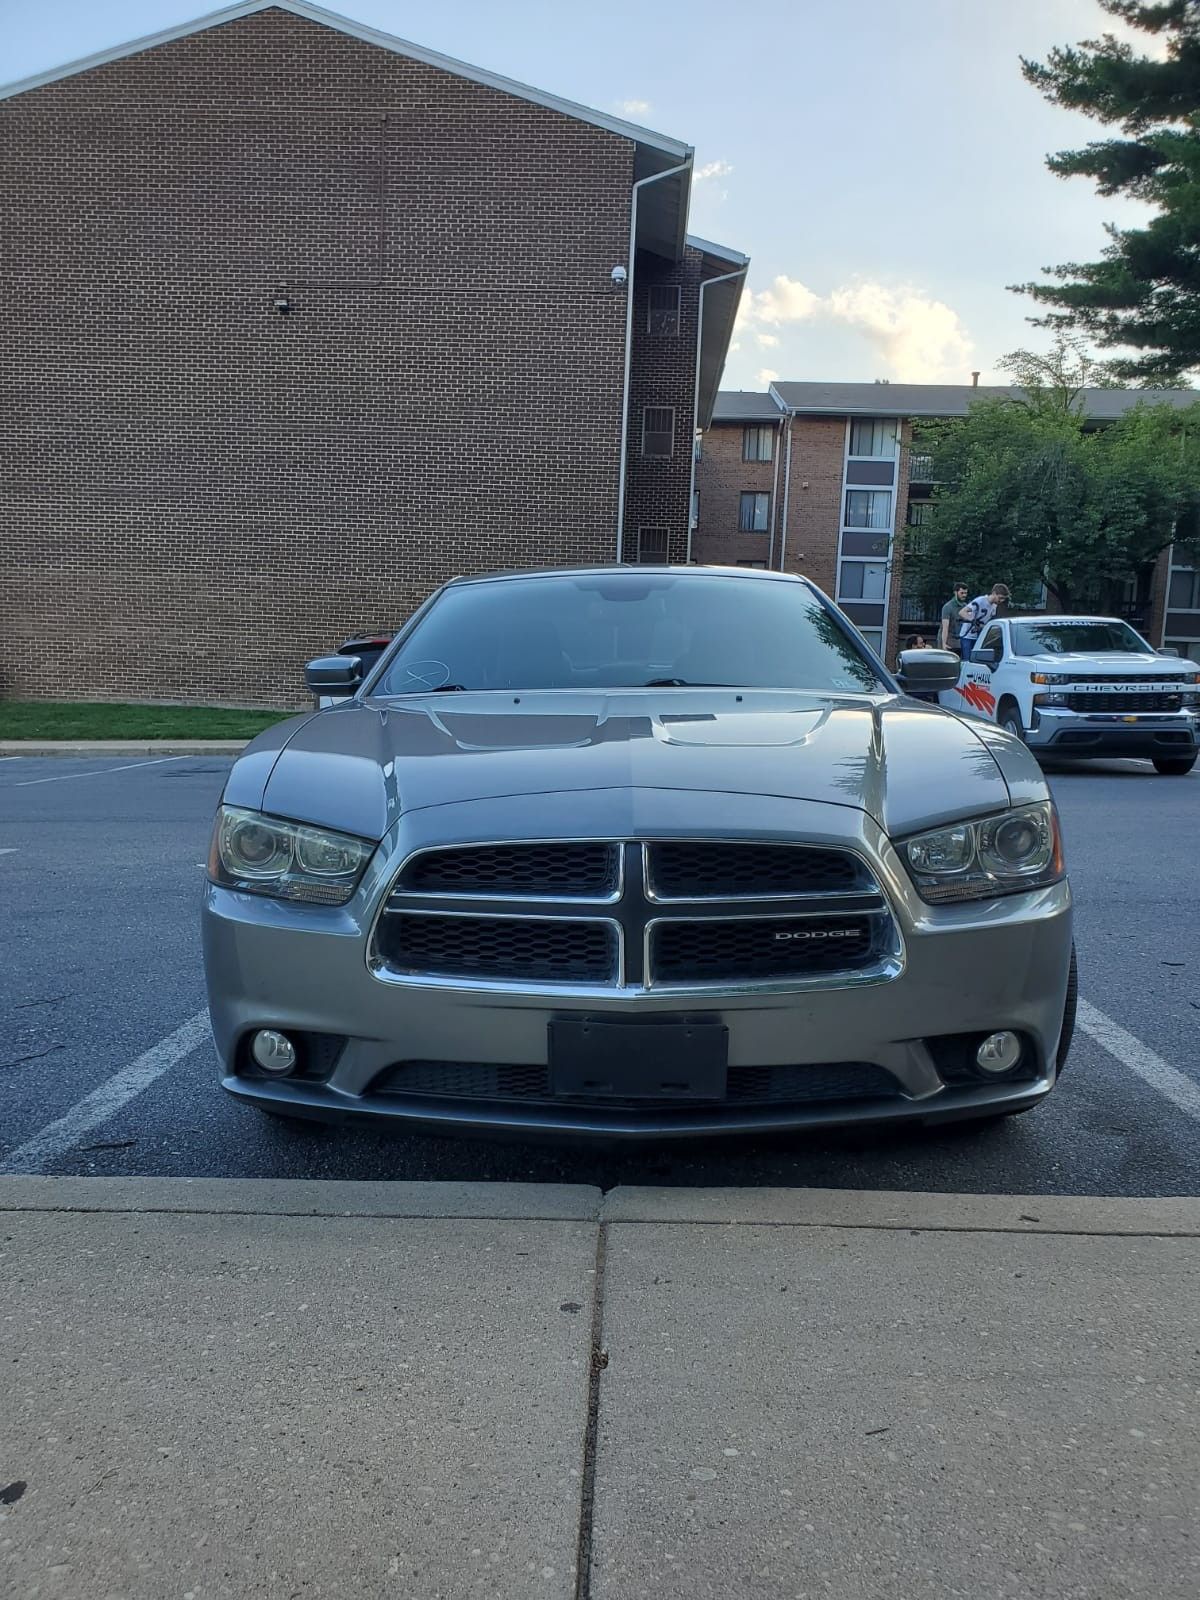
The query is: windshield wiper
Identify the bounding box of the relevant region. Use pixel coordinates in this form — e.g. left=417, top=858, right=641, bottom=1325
left=642, top=678, right=739, bottom=688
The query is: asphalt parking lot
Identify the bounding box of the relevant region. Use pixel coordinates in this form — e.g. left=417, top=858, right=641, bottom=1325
left=1, top=751, right=1197, bottom=1193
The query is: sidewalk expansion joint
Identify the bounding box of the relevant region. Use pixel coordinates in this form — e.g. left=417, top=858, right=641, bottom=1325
left=573, top=1221, right=608, bottom=1600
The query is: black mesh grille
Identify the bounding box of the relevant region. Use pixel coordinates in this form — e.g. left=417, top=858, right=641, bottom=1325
left=400, top=843, right=618, bottom=898
left=375, top=1060, right=900, bottom=1107
left=651, top=914, right=885, bottom=984
left=1064, top=692, right=1181, bottom=713
left=376, top=913, right=616, bottom=983
left=649, top=841, right=870, bottom=898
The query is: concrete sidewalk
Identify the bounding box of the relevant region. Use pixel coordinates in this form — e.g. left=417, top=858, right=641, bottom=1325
left=0, top=740, right=247, bottom=757
left=2, top=1180, right=1198, bottom=1599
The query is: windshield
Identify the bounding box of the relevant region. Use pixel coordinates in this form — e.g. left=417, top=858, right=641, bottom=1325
left=372, top=573, right=884, bottom=695
left=1011, top=620, right=1153, bottom=657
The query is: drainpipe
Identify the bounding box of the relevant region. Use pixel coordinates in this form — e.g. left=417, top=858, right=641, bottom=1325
left=766, top=418, right=783, bottom=569
left=687, top=261, right=749, bottom=564
left=616, top=159, right=692, bottom=564
left=776, top=415, right=795, bottom=570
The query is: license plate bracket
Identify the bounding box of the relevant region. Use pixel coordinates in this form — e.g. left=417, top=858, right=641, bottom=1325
left=549, top=1019, right=728, bottom=1101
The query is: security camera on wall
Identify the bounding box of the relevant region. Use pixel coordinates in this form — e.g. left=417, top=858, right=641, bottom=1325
left=611, top=265, right=628, bottom=288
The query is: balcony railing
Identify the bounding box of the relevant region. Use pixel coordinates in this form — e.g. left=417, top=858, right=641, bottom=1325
left=898, top=595, right=937, bottom=624
left=906, top=453, right=936, bottom=483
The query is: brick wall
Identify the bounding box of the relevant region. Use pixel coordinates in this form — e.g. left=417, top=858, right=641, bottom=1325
left=0, top=7, right=650, bottom=705
left=690, top=419, right=781, bottom=567
left=623, top=247, right=708, bottom=564
left=776, top=417, right=846, bottom=596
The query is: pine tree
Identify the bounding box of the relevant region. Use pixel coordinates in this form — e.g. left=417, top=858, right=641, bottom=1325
left=1015, top=0, right=1200, bottom=384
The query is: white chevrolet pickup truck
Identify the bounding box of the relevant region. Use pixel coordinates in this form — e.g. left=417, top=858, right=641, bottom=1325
left=937, top=614, right=1200, bottom=774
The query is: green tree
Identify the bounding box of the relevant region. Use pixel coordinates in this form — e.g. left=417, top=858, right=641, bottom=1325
left=1015, top=0, right=1200, bottom=384
left=905, top=389, right=1200, bottom=614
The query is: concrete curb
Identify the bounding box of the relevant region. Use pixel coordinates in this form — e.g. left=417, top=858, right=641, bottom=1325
left=600, top=1184, right=1200, bottom=1234
left=0, top=740, right=247, bottom=756
left=3, top=1176, right=1199, bottom=1234
left=0, top=1176, right=601, bottom=1220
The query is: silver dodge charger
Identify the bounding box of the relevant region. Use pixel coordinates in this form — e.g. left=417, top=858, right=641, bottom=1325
left=202, top=567, right=1076, bottom=1138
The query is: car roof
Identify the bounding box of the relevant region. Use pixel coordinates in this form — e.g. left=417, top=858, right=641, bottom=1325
left=1003, top=615, right=1132, bottom=627
left=444, top=565, right=812, bottom=588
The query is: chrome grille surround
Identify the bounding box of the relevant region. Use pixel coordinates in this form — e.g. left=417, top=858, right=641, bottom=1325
left=368, top=839, right=902, bottom=994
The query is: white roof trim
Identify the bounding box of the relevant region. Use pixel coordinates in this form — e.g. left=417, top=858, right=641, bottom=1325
left=686, top=234, right=749, bottom=267
left=0, top=0, right=694, bottom=160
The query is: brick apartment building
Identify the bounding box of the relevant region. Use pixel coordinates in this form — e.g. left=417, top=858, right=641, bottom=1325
left=694, top=381, right=1199, bottom=664
left=0, top=0, right=746, bottom=704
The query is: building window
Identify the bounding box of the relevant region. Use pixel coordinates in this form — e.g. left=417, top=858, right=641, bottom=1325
left=647, top=285, right=681, bottom=337
left=690, top=490, right=699, bottom=530
left=839, top=561, right=888, bottom=601
left=693, top=434, right=703, bottom=462
left=743, top=425, right=774, bottom=462
left=844, top=489, right=892, bottom=530
left=642, top=406, right=675, bottom=457
left=848, top=418, right=898, bottom=458
left=1168, top=568, right=1200, bottom=610
left=636, top=526, right=670, bottom=564
left=739, top=491, right=770, bottom=532
left=906, top=499, right=932, bottom=526
left=859, top=629, right=885, bottom=654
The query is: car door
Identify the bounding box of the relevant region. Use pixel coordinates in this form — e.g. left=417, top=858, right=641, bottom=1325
left=957, top=623, right=1002, bottom=718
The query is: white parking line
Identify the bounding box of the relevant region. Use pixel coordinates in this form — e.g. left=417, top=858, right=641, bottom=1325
left=0, top=1011, right=211, bottom=1175
left=1078, top=1000, right=1200, bottom=1121
left=10, top=756, right=187, bottom=789
left=0, top=848, right=17, bottom=856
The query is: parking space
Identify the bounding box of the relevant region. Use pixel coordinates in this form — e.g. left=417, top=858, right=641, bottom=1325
left=1, top=755, right=1198, bottom=1193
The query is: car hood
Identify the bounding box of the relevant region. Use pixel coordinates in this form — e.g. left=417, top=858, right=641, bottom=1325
left=1022, top=651, right=1196, bottom=677
left=225, top=691, right=1022, bottom=841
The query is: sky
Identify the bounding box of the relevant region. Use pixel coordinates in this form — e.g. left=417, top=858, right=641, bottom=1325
left=0, top=0, right=1155, bottom=390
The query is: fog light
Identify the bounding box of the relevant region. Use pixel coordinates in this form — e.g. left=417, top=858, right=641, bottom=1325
left=251, top=1029, right=297, bottom=1075
left=976, top=1031, right=1022, bottom=1075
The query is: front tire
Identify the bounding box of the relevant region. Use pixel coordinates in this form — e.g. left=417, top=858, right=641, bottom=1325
left=998, top=702, right=1025, bottom=742
left=1152, top=755, right=1196, bottom=776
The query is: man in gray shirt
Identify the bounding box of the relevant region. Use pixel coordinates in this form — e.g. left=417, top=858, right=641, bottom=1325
left=940, top=584, right=969, bottom=651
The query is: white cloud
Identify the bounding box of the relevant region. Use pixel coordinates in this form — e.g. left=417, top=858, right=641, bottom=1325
left=757, top=368, right=780, bottom=386
left=824, top=283, right=973, bottom=383
left=694, top=160, right=733, bottom=183
left=745, top=275, right=821, bottom=327
left=735, top=273, right=974, bottom=383
left=616, top=98, right=651, bottom=116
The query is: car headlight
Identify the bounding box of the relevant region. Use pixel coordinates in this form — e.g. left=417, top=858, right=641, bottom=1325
left=207, top=806, right=375, bottom=905
left=900, top=801, right=1064, bottom=904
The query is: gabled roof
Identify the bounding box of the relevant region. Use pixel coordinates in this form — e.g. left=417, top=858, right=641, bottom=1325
left=0, top=0, right=692, bottom=163
left=711, top=391, right=786, bottom=423
left=768, top=379, right=1196, bottom=420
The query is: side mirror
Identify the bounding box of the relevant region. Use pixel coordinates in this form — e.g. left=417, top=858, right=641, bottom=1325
left=305, top=655, right=362, bottom=696
left=1157, top=647, right=1180, bottom=658
left=970, top=647, right=999, bottom=667
left=896, top=648, right=961, bottom=695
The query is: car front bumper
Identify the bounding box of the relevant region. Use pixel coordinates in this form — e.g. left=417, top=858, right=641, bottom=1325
left=1026, top=707, right=1198, bottom=758
left=202, top=794, right=1074, bottom=1138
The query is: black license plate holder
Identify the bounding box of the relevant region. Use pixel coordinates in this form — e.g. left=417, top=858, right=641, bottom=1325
left=549, top=1019, right=728, bottom=1101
